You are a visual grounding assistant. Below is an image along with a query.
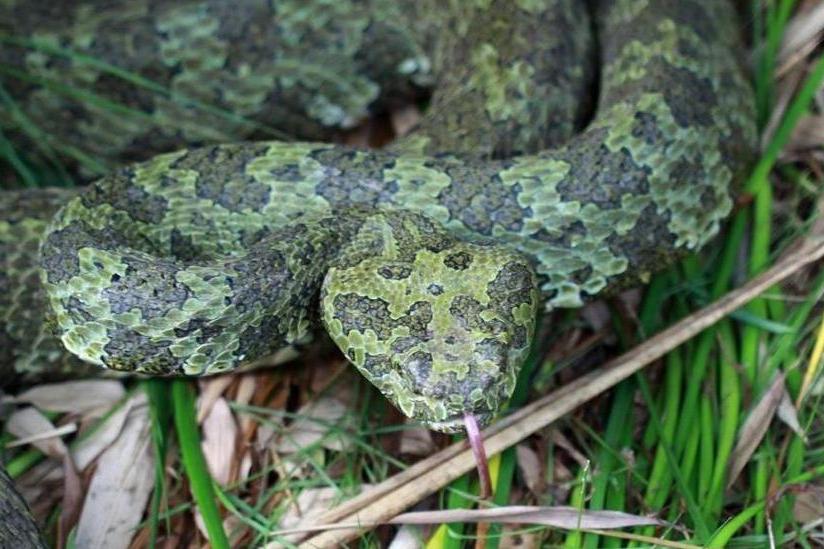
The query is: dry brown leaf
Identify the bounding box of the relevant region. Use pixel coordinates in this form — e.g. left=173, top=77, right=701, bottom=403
left=342, top=121, right=374, bottom=148
left=18, top=459, right=63, bottom=523
left=396, top=505, right=669, bottom=530
left=794, top=488, right=824, bottom=523
left=235, top=373, right=258, bottom=433
left=200, top=396, right=237, bottom=486
left=238, top=451, right=253, bottom=482
left=779, top=2, right=824, bottom=68
left=256, top=420, right=279, bottom=453
left=276, top=505, right=670, bottom=537
left=788, top=115, right=824, bottom=154
left=727, top=373, right=786, bottom=489
left=6, top=407, right=71, bottom=458
left=270, top=488, right=337, bottom=545
left=390, top=105, right=422, bottom=137
left=279, top=487, right=340, bottom=530
left=11, top=380, right=125, bottom=415
left=399, top=425, right=435, bottom=456
left=310, top=366, right=359, bottom=400
left=550, top=429, right=588, bottom=468
left=72, top=393, right=145, bottom=470
left=197, top=376, right=234, bottom=422
left=58, top=454, right=83, bottom=548
left=74, top=401, right=154, bottom=549
left=272, top=485, right=376, bottom=546
left=516, top=444, right=542, bottom=494
left=777, top=389, right=806, bottom=442
left=194, top=511, right=244, bottom=546
left=18, top=459, right=63, bottom=494
left=276, top=396, right=352, bottom=453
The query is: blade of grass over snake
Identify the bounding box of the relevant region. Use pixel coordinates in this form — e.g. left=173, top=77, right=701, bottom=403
left=0, top=125, right=36, bottom=187
left=0, top=80, right=79, bottom=185
left=0, top=65, right=225, bottom=146
left=0, top=34, right=292, bottom=142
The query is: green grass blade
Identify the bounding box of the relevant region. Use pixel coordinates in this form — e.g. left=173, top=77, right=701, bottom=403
left=747, top=54, right=824, bottom=195
left=642, top=351, right=683, bottom=512
left=484, top=324, right=544, bottom=549
left=582, top=379, right=635, bottom=549
left=706, top=502, right=765, bottom=548
left=172, top=380, right=229, bottom=549
left=636, top=373, right=709, bottom=541
left=705, top=322, right=741, bottom=520
left=144, top=380, right=173, bottom=548
left=729, top=309, right=793, bottom=334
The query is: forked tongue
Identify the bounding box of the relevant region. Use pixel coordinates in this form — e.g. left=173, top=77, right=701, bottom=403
left=463, top=412, right=491, bottom=499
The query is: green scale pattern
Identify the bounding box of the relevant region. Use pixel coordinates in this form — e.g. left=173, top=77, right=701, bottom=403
left=0, top=1, right=757, bottom=541
left=1, top=0, right=755, bottom=431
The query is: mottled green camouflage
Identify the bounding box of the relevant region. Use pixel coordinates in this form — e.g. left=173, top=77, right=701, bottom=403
left=1, top=0, right=754, bottom=431
left=0, top=0, right=755, bottom=538
left=0, top=0, right=592, bottom=170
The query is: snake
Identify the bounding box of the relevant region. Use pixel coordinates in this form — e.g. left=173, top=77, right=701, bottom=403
left=0, top=0, right=755, bottom=544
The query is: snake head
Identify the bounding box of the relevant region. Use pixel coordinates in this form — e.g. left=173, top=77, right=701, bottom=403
left=321, top=230, right=539, bottom=433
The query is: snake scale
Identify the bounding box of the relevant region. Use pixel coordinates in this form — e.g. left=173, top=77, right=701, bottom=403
left=0, top=0, right=755, bottom=544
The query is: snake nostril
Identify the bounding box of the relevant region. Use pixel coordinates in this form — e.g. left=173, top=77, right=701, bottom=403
left=427, top=283, right=444, bottom=295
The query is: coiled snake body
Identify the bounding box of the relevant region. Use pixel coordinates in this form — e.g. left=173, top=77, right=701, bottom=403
left=0, top=0, right=754, bottom=543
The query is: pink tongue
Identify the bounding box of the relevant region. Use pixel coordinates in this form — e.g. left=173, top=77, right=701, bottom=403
left=464, top=413, right=491, bottom=499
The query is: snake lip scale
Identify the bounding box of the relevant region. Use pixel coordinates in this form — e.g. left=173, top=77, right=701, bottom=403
left=0, top=0, right=756, bottom=543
